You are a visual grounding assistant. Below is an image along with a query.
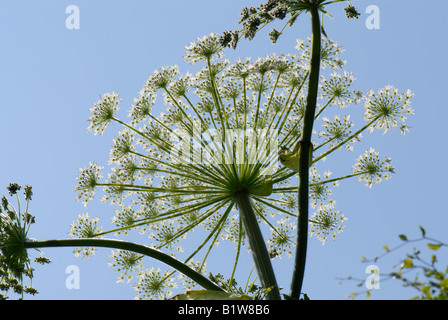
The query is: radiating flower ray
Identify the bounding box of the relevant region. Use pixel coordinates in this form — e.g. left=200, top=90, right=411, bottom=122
left=73, top=32, right=413, bottom=298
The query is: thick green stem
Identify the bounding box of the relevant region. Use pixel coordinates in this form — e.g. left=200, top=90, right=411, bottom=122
left=24, top=238, right=224, bottom=292
left=289, top=7, right=321, bottom=300
left=234, top=190, right=281, bottom=300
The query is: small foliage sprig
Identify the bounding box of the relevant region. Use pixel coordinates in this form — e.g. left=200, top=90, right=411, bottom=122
left=341, top=226, right=448, bottom=300
left=0, top=183, right=50, bottom=300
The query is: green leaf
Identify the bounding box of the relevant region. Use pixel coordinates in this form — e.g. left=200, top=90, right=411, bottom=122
left=432, top=254, right=437, bottom=265
left=419, top=225, right=426, bottom=237
left=248, top=176, right=273, bottom=196
left=402, top=259, right=413, bottom=269
left=440, top=278, right=448, bottom=289
left=399, top=234, right=408, bottom=241
left=421, top=286, right=431, bottom=298
left=347, top=292, right=358, bottom=298
left=427, top=243, right=442, bottom=250
left=382, top=245, right=390, bottom=252
left=170, top=290, right=252, bottom=300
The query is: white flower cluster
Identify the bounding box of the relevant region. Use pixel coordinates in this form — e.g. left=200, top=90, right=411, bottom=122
left=69, top=213, right=103, bottom=257
left=364, top=85, right=414, bottom=134
left=353, top=148, right=394, bottom=188
left=308, top=167, right=347, bottom=244
left=295, top=38, right=345, bottom=70
left=72, top=32, right=413, bottom=298
left=309, top=202, right=347, bottom=245
left=320, top=71, right=358, bottom=108
left=184, top=33, right=224, bottom=65
left=87, top=92, right=121, bottom=135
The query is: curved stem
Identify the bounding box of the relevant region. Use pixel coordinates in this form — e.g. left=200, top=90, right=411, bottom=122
left=289, top=7, right=321, bottom=300
left=234, top=190, right=281, bottom=300
left=24, top=238, right=224, bottom=292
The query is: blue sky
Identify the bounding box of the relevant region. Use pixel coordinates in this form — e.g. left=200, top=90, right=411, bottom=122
left=1, top=0, right=447, bottom=300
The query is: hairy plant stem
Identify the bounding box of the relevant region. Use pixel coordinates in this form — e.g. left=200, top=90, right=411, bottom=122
left=24, top=238, right=224, bottom=292
left=234, top=190, right=281, bottom=300
left=289, top=7, right=321, bottom=300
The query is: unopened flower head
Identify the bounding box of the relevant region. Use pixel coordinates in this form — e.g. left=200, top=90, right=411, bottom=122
left=229, top=1, right=361, bottom=46
left=6, top=183, right=21, bottom=196
left=344, top=4, right=361, bottom=19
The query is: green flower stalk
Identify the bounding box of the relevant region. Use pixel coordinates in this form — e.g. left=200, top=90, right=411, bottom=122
left=290, top=6, right=322, bottom=300
left=226, top=0, right=414, bottom=300
left=0, top=184, right=223, bottom=298
left=24, top=238, right=224, bottom=293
